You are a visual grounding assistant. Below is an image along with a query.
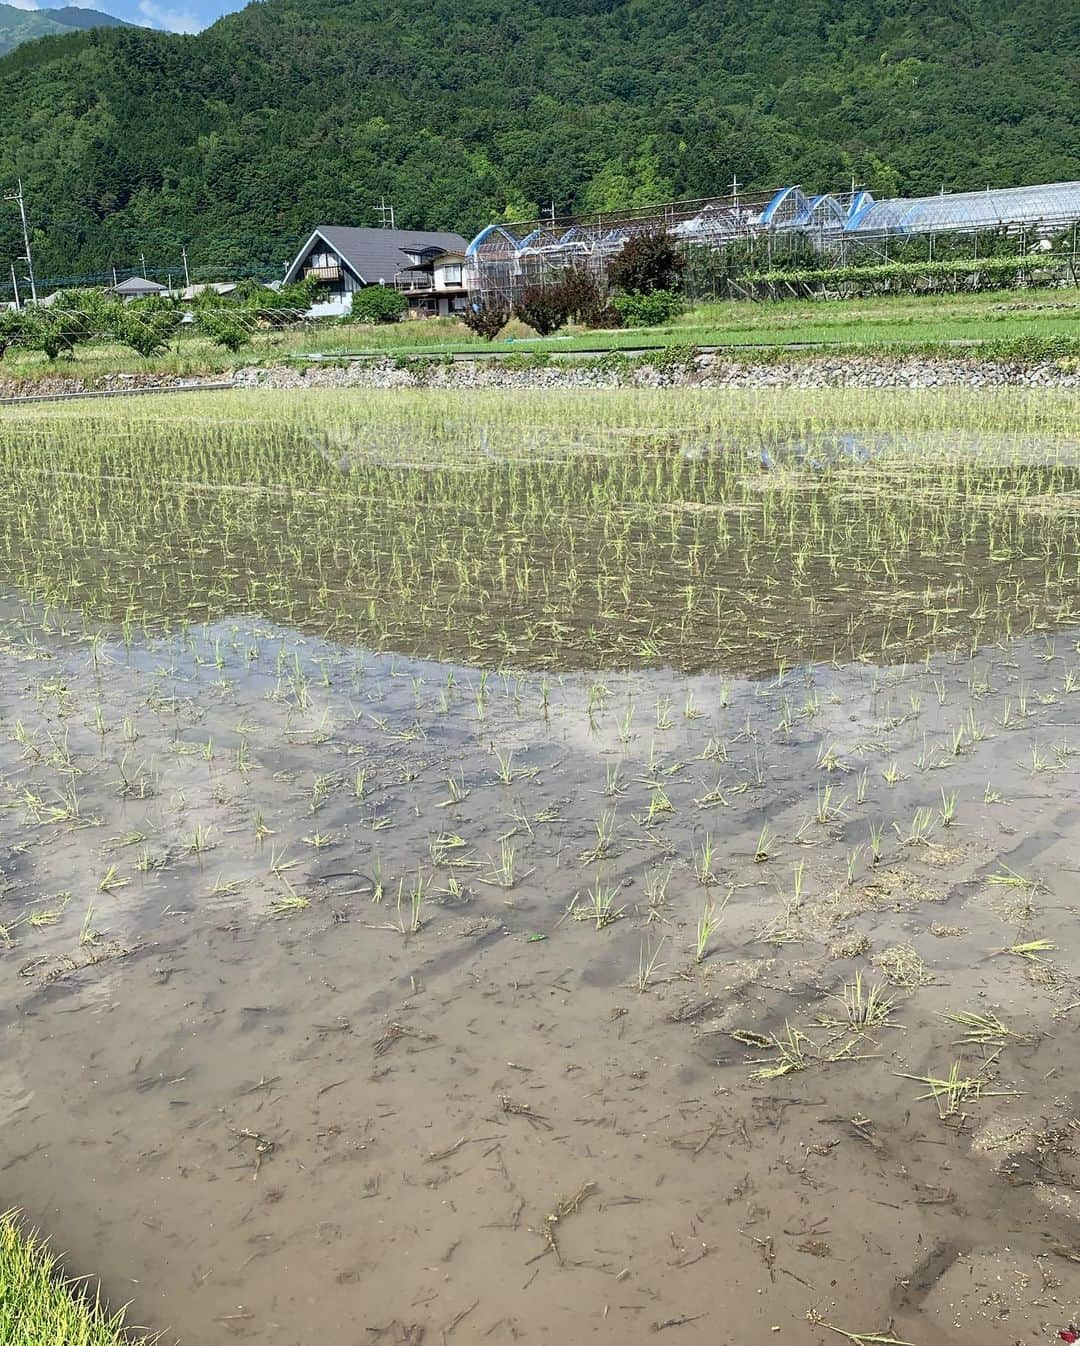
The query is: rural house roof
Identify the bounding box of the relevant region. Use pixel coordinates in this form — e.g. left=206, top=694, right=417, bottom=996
left=111, top=276, right=168, bottom=295
left=284, top=227, right=469, bottom=286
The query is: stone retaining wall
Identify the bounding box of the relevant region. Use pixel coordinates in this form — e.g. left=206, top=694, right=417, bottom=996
left=1, top=354, right=1076, bottom=401
left=235, top=353, right=1080, bottom=393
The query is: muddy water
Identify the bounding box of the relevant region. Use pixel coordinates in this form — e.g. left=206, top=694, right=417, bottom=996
left=1, top=601, right=1080, bottom=1346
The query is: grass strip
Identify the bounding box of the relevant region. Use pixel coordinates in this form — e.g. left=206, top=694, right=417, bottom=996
left=0, top=1209, right=144, bottom=1346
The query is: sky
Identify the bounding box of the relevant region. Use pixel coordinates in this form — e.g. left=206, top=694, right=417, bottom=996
left=5, top=0, right=246, bottom=35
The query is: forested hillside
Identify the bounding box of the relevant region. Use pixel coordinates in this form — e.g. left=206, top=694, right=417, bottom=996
left=0, top=3, right=128, bottom=58
left=0, top=0, right=1077, bottom=280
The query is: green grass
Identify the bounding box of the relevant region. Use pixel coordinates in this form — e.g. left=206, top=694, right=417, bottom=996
left=0, top=1209, right=141, bottom=1346
left=0, top=286, right=1077, bottom=384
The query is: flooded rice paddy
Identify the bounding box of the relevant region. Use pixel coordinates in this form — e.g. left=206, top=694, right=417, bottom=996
left=2, top=387, right=1080, bottom=1345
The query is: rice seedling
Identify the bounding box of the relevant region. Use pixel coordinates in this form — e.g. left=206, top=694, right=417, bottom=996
left=815, top=783, right=846, bottom=824
left=268, top=892, right=311, bottom=917
left=97, top=866, right=129, bottom=894
left=816, top=742, right=847, bottom=773
left=828, top=972, right=895, bottom=1032
left=694, top=888, right=730, bottom=962
left=683, top=690, right=705, bottom=721
left=941, top=1009, right=1029, bottom=1046
left=987, top=864, right=1038, bottom=891
left=440, top=770, right=470, bottom=807
left=580, top=808, right=617, bottom=864
left=394, top=872, right=428, bottom=934
left=897, top=1059, right=1016, bottom=1119
left=482, top=838, right=531, bottom=890
left=641, top=782, right=673, bottom=826
left=269, top=845, right=299, bottom=878
left=575, top=876, right=624, bottom=930
left=893, top=806, right=934, bottom=846
left=753, top=823, right=772, bottom=862
left=1003, top=937, right=1055, bottom=962
left=79, top=903, right=100, bottom=945
left=186, top=824, right=213, bottom=855
left=636, top=936, right=667, bottom=992
left=644, top=864, right=672, bottom=919
left=748, top=1023, right=816, bottom=1081
left=694, top=832, right=718, bottom=885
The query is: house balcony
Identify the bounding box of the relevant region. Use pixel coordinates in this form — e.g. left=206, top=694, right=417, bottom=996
left=394, top=272, right=436, bottom=293
left=304, top=264, right=343, bottom=282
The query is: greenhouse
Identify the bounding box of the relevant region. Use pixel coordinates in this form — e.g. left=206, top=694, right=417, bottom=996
left=465, top=180, right=1080, bottom=305
left=766, top=180, right=1080, bottom=242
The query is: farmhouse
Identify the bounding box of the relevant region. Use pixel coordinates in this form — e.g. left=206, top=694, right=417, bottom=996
left=110, top=275, right=169, bottom=301
left=284, top=227, right=470, bottom=317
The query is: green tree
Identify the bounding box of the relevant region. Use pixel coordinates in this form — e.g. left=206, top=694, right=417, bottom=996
left=195, top=308, right=250, bottom=352
left=108, top=297, right=181, bottom=357
left=351, top=286, right=409, bottom=323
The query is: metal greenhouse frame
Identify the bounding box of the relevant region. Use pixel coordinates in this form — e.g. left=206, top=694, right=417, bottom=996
left=465, top=180, right=1080, bottom=306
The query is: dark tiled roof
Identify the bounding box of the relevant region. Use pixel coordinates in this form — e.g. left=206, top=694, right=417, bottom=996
left=285, top=227, right=468, bottom=285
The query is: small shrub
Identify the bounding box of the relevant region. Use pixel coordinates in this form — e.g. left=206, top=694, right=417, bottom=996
left=19, top=305, right=91, bottom=359
left=195, top=308, right=250, bottom=351
left=108, top=297, right=181, bottom=357
left=983, top=333, right=1080, bottom=364
left=502, top=350, right=551, bottom=371
left=608, top=229, right=685, bottom=296
left=513, top=285, right=568, bottom=336
left=612, top=289, right=685, bottom=327
left=550, top=265, right=601, bottom=324
left=351, top=285, right=409, bottom=324
left=584, top=350, right=631, bottom=377
left=462, top=301, right=510, bottom=340
left=639, top=342, right=700, bottom=374
left=0, top=309, right=24, bottom=359
left=584, top=303, right=624, bottom=329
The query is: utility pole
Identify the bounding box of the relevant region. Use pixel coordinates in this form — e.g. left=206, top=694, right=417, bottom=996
left=139, top=251, right=148, bottom=278
left=181, top=245, right=190, bottom=287
left=9, top=262, right=20, bottom=310
left=4, top=180, right=37, bottom=304
left=376, top=198, right=395, bottom=229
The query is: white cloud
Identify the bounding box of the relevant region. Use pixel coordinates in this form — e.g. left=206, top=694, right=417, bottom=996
left=137, top=0, right=204, bottom=31
left=6, top=0, right=41, bottom=12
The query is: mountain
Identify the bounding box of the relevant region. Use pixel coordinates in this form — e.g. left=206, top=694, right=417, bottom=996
left=0, top=3, right=129, bottom=57
left=0, top=0, right=1076, bottom=283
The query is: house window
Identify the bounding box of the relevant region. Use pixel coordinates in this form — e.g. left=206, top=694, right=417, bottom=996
left=442, top=264, right=463, bottom=286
